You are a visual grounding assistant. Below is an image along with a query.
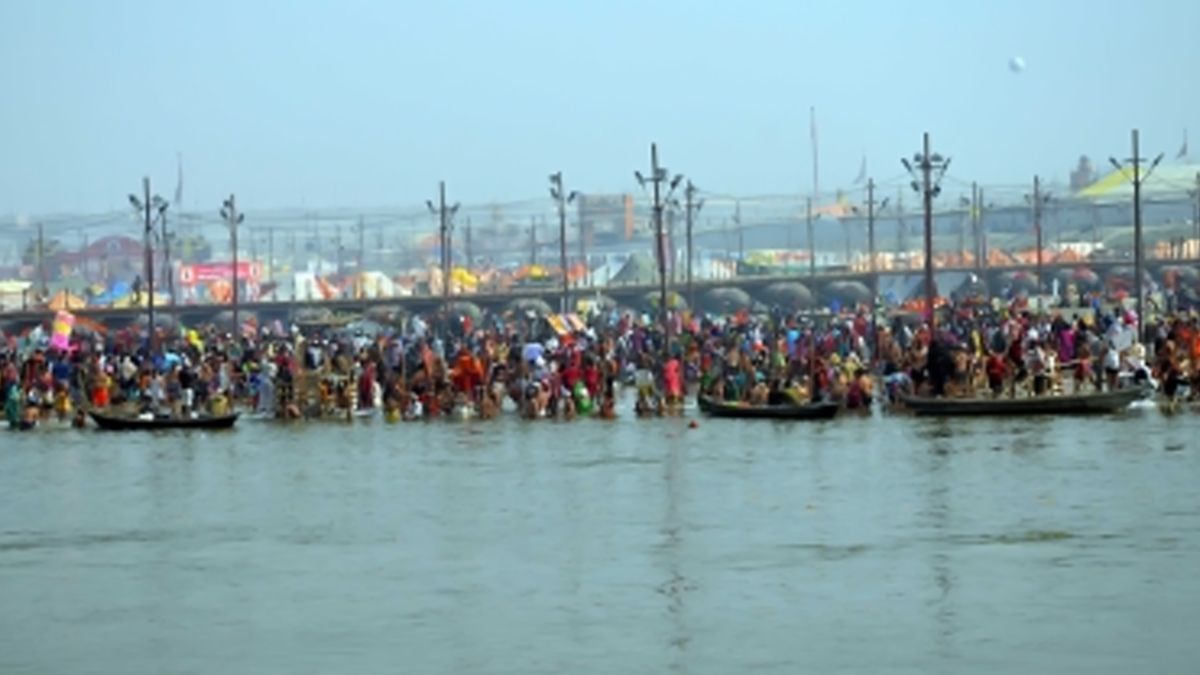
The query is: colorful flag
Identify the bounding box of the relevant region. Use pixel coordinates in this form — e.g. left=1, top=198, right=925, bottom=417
left=50, top=311, right=74, bottom=351
left=852, top=154, right=867, bottom=185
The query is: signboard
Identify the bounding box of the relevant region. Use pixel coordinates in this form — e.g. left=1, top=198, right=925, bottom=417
left=179, top=262, right=262, bottom=285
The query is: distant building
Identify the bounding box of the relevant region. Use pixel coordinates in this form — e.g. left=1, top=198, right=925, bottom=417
left=576, top=193, right=635, bottom=245
left=1069, top=155, right=1096, bottom=193
left=53, top=235, right=145, bottom=284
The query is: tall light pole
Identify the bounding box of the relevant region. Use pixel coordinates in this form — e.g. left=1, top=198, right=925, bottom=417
left=529, top=217, right=538, bottom=266
left=160, top=209, right=175, bottom=306
left=36, top=222, right=47, bottom=301
left=806, top=197, right=815, bottom=278
left=129, top=178, right=168, bottom=352
left=635, top=143, right=684, bottom=365
left=733, top=199, right=744, bottom=264
left=861, top=179, right=888, bottom=360
left=1109, top=129, right=1163, bottom=341
left=683, top=181, right=703, bottom=310
left=1025, top=175, right=1052, bottom=312
left=426, top=182, right=460, bottom=303
left=1190, top=172, right=1200, bottom=252
left=902, top=132, right=951, bottom=330
left=220, top=195, right=245, bottom=336
left=549, top=171, right=578, bottom=314
left=977, top=186, right=988, bottom=270
left=970, top=181, right=981, bottom=273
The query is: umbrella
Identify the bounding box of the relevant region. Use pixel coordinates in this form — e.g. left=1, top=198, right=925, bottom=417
left=507, top=297, right=554, bottom=317
left=365, top=305, right=408, bottom=326
left=441, top=301, right=482, bottom=322
left=999, top=271, right=1038, bottom=293
left=699, top=287, right=753, bottom=315
left=1059, top=267, right=1101, bottom=289
left=343, top=319, right=385, bottom=338
left=581, top=294, right=619, bottom=314
left=642, top=290, right=688, bottom=312
left=825, top=280, right=872, bottom=305
left=1161, top=265, right=1200, bottom=288
left=212, top=310, right=257, bottom=331
left=134, top=313, right=179, bottom=330
left=760, top=282, right=814, bottom=311
left=294, top=307, right=335, bottom=324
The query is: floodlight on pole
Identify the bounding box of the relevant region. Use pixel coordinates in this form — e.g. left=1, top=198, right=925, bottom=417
left=901, top=132, right=951, bottom=332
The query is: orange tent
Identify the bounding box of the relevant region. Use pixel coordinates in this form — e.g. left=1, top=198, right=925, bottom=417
left=47, top=290, right=87, bottom=311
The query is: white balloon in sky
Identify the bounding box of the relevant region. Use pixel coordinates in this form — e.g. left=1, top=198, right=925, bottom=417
left=1009, top=56, right=1026, bottom=73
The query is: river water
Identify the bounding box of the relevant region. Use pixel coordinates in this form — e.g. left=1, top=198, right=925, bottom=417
left=2, top=405, right=1198, bottom=674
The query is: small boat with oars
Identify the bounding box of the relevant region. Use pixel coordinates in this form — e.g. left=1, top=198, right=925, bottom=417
left=697, top=395, right=840, bottom=420
left=89, top=410, right=239, bottom=431
left=899, top=386, right=1148, bottom=417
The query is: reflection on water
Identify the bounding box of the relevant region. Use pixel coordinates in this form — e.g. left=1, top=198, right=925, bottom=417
left=1, top=410, right=1199, bottom=674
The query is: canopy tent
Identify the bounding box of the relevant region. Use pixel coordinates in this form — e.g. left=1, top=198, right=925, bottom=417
left=610, top=253, right=658, bottom=285
left=699, top=287, right=753, bottom=315
left=507, top=297, right=554, bottom=317
left=47, top=289, right=87, bottom=311
left=1077, top=163, right=1200, bottom=202
left=641, top=290, right=687, bottom=312
left=825, top=280, right=872, bottom=305
left=760, top=281, right=814, bottom=311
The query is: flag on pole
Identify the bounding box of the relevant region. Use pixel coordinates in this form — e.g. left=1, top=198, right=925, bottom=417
left=1176, top=130, right=1188, bottom=161
left=852, top=154, right=867, bottom=185
left=174, top=152, right=183, bottom=207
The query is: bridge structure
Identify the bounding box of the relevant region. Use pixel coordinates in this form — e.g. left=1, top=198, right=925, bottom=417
left=2, top=257, right=1198, bottom=331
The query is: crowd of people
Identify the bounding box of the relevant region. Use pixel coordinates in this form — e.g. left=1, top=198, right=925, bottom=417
left=3, top=299, right=1199, bottom=430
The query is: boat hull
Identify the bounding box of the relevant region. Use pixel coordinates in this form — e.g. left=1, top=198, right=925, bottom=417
left=89, top=411, right=239, bottom=431
left=900, top=387, right=1146, bottom=417
left=698, top=396, right=839, bottom=420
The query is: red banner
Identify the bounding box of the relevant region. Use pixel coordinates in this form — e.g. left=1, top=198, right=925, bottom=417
left=179, top=262, right=261, bottom=285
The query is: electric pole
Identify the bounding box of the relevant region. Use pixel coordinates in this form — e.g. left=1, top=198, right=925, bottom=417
left=464, top=217, right=473, bottom=271
left=901, top=132, right=951, bottom=330
left=129, top=179, right=168, bottom=352
left=970, top=182, right=981, bottom=273
left=549, top=171, right=578, bottom=313
left=36, top=222, right=47, bottom=301
left=734, top=200, right=744, bottom=264
left=1190, top=172, right=1200, bottom=251
left=529, top=217, right=538, bottom=266
left=288, top=230, right=297, bottom=302
left=357, top=216, right=365, bottom=274
left=1109, top=129, right=1163, bottom=341
left=683, top=181, right=703, bottom=310
left=635, top=143, right=684, bottom=365
left=578, top=198, right=588, bottom=289
left=425, top=181, right=460, bottom=303
left=863, top=179, right=888, bottom=360
left=1026, top=175, right=1051, bottom=312
left=160, top=209, right=174, bottom=306
left=806, top=197, right=815, bottom=278
left=978, top=187, right=987, bottom=269
left=220, top=195, right=245, bottom=337
left=335, top=223, right=344, bottom=280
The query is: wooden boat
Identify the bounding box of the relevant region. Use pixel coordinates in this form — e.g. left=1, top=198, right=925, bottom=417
left=899, top=386, right=1147, bottom=417
left=89, top=411, right=239, bottom=431
left=697, top=395, right=840, bottom=420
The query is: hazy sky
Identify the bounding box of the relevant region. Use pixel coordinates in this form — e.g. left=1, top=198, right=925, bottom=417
left=1, top=0, right=1196, bottom=215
